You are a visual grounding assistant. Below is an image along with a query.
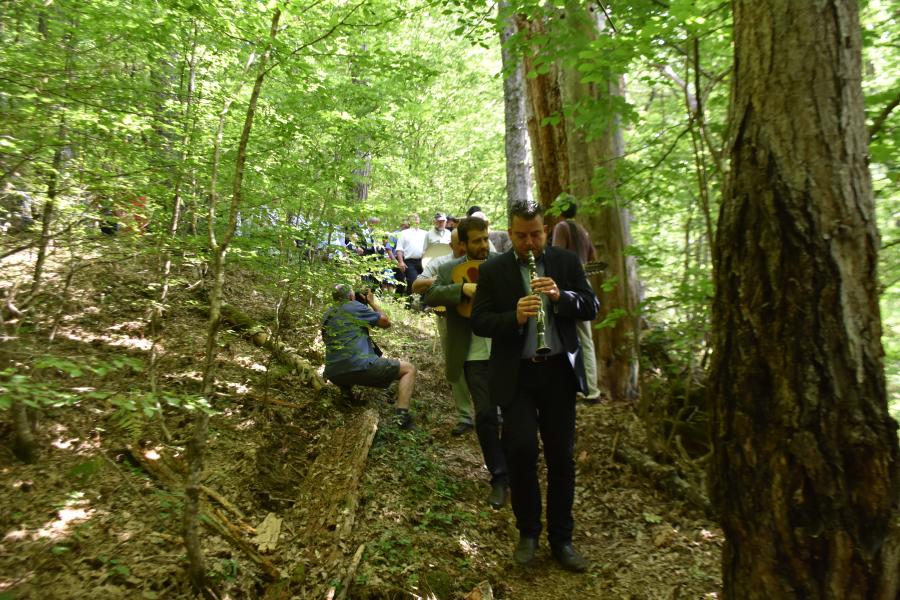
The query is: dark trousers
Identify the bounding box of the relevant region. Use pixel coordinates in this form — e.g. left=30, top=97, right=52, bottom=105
left=502, top=354, right=577, bottom=545
left=401, top=258, right=422, bottom=295
left=464, top=360, right=508, bottom=485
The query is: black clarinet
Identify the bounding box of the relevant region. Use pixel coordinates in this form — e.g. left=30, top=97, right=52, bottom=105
left=528, top=250, right=552, bottom=356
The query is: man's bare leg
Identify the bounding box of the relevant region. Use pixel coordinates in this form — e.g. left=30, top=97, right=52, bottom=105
left=396, top=361, right=416, bottom=409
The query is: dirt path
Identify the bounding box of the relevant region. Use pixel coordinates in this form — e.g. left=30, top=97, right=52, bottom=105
left=343, top=311, right=723, bottom=599
left=0, top=274, right=721, bottom=599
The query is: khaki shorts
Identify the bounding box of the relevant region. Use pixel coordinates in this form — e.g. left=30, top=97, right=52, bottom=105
left=328, top=357, right=400, bottom=389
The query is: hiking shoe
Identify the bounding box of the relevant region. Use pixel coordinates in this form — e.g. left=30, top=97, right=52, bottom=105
left=513, top=536, right=538, bottom=566
left=451, top=422, right=473, bottom=436
left=395, top=410, right=414, bottom=430
left=550, top=543, right=589, bottom=573
left=487, top=481, right=509, bottom=509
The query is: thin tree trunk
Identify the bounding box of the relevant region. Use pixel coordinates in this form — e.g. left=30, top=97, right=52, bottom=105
left=183, top=9, right=281, bottom=595
left=147, top=24, right=198, bottom=443
left=500, top=2, right=533, bottom=210
left=11, top=18, right=75, bottom=462
left=709, top=1, right=900, bottom=597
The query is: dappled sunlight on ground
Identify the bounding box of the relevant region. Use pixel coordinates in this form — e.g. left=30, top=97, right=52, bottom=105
left=0, top=256, right=724, bottom=598
left=234, top=356, right=267, bottom=372
left=457, top=535, right=481, bottom=558
left=60, top=325, right=153, bottom=351
left=3, top=491, right=96, bottom=543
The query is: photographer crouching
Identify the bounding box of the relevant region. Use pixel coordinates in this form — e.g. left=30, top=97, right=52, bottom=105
left=321, top=284, right=417, bottom=429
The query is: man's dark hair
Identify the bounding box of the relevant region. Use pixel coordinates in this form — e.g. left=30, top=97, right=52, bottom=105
left=561, top=201, right=577, bottom=219
left=465, top=205, right=482, bottom=217
left=508, top=201, right=544, bottom=226
left=332, top=283, right=353, bottom=301
left=457, top=216, right=488, bottom=243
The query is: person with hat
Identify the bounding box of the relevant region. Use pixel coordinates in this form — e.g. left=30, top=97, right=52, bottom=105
left=413, top=229, right=476, bottom=436
left=424, top=211, right=452, bottom=249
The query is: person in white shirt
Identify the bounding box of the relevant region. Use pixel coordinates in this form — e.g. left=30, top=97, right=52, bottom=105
left=423, top=212, right=452, bottom=249
left=394, top=213, right=427, bottom=294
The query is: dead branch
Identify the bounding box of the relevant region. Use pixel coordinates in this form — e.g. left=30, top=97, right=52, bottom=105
left=124, top=446, right=278, bottom=579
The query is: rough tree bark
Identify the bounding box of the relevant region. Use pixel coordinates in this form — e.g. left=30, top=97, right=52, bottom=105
left=709, top=1, right=900, bottom=598
left=518, top=15, right=567, bottom=209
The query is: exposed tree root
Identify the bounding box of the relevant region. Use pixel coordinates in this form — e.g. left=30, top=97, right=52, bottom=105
left=613, top=442, right=712, bottom=515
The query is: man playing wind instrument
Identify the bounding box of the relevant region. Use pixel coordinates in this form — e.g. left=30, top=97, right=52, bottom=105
left=471, top=201, right=598, bottom=572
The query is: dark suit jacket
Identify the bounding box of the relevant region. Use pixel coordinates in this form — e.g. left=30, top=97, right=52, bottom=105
left=470, top=246, right=599, bottom=407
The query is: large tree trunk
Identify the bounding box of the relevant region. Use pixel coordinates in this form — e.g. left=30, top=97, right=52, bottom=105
left=517, top=6, right=640, bottom=402
left=499, top=2, right=533, bottom=210
left=518, top=15, right=567, bottom=209
left=557, top=2, right=641, bottom=403
left=709, top=1, right=900, bottom=598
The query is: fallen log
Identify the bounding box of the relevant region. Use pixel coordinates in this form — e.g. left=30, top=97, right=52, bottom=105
left=219, top=303, right=325, bottom=393
left=266, top=408, right=379, bottom=598
left=296, top=408, right=379, bottom=548
left=613, top=442, right=712, bottom=515
left=334, top=543, right=366, bottom=600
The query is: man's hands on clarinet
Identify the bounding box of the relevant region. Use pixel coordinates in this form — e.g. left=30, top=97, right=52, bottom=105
left=515, top=276, right=559, bottom=326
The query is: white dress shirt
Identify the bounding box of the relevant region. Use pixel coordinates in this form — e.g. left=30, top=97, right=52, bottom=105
left=395, top=227, right=427, bottom=260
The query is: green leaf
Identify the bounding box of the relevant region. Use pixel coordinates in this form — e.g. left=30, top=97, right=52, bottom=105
left=69, top=457, right=104, bottom=480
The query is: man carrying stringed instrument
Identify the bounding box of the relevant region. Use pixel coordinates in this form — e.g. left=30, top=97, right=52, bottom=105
left=424, top=216, right=509, bottom=509
left=412, top=229, right=476, bottom=436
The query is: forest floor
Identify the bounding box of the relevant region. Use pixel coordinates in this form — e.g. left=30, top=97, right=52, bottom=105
left=0, top=250, right=722, bottom=599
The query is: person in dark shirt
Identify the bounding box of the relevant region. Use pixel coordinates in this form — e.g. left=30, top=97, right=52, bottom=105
left=551, top=200, right=602, bottom=403
left=322, top=284, right=417, bottom=428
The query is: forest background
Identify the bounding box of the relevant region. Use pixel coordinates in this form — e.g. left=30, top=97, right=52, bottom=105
left=1, top=0, right=898, bottom=598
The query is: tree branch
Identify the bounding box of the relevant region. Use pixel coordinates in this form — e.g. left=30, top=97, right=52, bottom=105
left=869, top=89, right=900, bottom=140
left=265, top=0, right=370, bottom=75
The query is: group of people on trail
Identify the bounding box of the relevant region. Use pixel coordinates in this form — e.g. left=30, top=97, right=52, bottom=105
left=309, top=206, right=514, bottom=297
left=319, top=200, right=601, bottom=574
left=390, top=207, right=512, bottom=296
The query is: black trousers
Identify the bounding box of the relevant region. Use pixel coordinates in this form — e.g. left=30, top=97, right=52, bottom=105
left=464, top=360, right=508, bottom=485
left=401, top=258, right=422, bottom=295
left=502, top=354, right=577, bottom=545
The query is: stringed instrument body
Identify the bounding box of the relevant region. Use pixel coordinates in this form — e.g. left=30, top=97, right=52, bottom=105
left=450, top=259, right=484, bottom=317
